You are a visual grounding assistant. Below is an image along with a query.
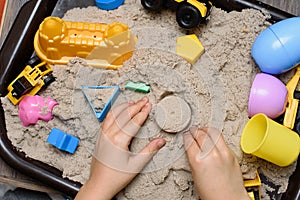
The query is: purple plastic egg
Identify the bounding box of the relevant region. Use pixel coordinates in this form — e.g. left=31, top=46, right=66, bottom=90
left=248, top=73, right=288, bottom=118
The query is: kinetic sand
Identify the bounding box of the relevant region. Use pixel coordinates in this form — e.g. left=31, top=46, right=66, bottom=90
left=2, top=1, right=297, bottom=199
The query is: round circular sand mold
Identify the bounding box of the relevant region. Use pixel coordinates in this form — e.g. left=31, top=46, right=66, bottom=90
left=154, top=95, right=192, bottom=133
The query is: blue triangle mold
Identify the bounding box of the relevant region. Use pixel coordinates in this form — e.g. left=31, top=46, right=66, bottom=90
left=82, top=85, right=120, bottom=122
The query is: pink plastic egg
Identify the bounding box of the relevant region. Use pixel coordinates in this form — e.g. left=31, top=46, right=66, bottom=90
left=248, top=73, right=288, bottom=118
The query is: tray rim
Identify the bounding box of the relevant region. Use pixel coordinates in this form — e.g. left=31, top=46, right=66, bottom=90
left=0, top=0, right=298, bottom=199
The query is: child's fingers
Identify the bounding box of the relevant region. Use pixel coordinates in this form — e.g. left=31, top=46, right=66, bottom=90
left=183, top=130, right=201, bottom=161
left=189, top=127, right=220, bottom=160
left=104, top=97, right=149, bottom=137
left=118, top=102, right=152, bottom=147
left=102, top=102, right=132, bottom=132
left=139, top=138, right=166, bottom=154
left=130, top=138, right=166, bottom=172
left=190, top=127, right=207, bottom=152
left=110, top=97, right=149, bottom=133
left=192, top=129, right=215, bottom=152
left=201, top=127, right=227, bottom=151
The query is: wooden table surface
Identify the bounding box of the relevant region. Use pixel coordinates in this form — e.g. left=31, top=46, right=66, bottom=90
left=0, top=0, right=298, bottom=194
left=261, top=0, right=299, bottom=16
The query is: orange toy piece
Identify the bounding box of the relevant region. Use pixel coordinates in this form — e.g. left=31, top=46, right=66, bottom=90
left=34, top=17, right=136, bottom=69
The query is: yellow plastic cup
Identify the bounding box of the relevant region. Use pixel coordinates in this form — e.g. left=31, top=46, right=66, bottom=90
left=241, top=113, right=300, bottom=167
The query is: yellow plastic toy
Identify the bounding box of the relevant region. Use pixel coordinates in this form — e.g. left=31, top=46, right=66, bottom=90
left=176, top=34, right=204, bottom=64
left=241, top=113, right=299, bottom=167
left=7, top=61, right=55, bottom=105
left=283, top=66, right=300, bottom=129
left=34, top=17, right=136, bottom=69
left=141, top=0, right=213, bottom=29
left=244, top=171, right=261, bottom=200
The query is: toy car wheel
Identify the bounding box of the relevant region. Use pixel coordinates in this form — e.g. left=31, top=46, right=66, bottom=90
left=43, top=74, right=56, bottom=87
left=27, top=55, right=41, bottom=67
left=141, top=0, right=163, bottom=11
left=176, top=4, right=202, bottom=29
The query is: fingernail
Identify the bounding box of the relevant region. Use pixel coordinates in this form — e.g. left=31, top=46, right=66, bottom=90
left=142, top=96, right=148, bottom=102
left=156, top=140, right=166, bottom=148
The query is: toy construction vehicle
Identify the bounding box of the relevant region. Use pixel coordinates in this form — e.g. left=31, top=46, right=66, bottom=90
left=7, top=57, right=55, bottom=105
left=282, top=66, right=300, bottom=134
left=244, top=171, right=261, bottom=200
left=34, top=17, right=136, bottom=69
left=141, top=0, right=213, bottom=29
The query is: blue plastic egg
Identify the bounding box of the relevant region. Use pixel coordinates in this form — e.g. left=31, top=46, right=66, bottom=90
left=252, top=17, right=300, bottom=74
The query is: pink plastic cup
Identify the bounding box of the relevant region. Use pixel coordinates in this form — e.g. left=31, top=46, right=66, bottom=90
left=248, top=73, right=288, bottom=118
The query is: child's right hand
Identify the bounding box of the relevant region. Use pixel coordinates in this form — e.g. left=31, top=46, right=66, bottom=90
left=183, top=127, right=250, bottom=200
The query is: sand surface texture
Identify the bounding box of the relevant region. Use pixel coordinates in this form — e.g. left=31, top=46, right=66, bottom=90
left=2, top=1, right=297, bottom=199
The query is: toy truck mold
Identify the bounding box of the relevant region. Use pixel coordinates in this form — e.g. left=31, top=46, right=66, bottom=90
left=141, top=0, right=213, bottom=29
left=7, top=58, right=55, bottom=105
left=34, top=17, right=136, bottom=70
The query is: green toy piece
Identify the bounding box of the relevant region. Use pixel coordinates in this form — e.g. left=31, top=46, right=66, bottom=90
left=125, top=81, right=150, bottom=93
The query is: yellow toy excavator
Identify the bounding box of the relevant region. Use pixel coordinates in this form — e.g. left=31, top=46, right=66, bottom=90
left=283, top=66, right=300, bottom=133
left=7, top=56, right=55, bottom=105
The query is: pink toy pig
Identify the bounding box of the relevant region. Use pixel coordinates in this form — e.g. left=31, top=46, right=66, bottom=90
left=18, top=95, right=58, bottom=127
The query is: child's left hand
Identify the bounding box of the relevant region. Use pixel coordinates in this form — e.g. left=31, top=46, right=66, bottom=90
left=75, top=97, right=166, bottom=200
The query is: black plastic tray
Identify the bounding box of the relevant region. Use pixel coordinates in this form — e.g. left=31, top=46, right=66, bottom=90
left=0, top=0, right=299, bottom=199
